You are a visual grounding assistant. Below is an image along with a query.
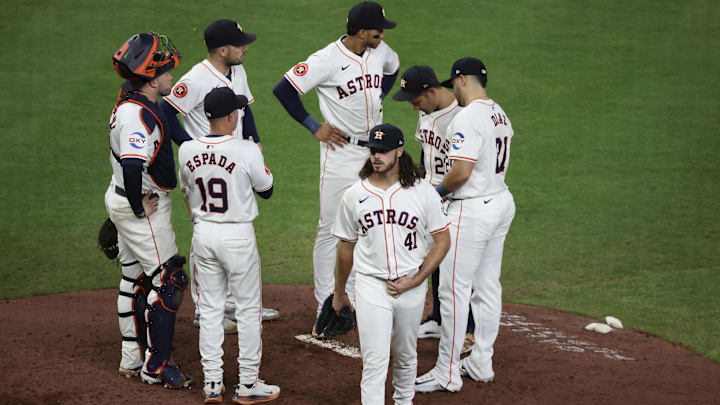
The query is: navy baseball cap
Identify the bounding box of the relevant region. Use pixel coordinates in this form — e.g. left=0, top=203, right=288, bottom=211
left=366, top=123, right=404, bottom=151
left=347, top=2, right=397, bottom=31
left=440, top=57, right=487, bottom=88
left=204, top=19, right=257, bottom=49
left=391, top=65, right=440, bottom=101
left=204, top=87, right=248, bottom=119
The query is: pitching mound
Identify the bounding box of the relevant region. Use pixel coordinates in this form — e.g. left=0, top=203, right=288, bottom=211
left=0, top=285, right=718, bottom=404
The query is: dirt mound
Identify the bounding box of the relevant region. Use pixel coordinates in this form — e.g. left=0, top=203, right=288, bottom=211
left=0, top=285, right=718, bottom=404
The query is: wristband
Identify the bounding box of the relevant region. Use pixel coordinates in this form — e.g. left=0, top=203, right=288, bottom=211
left=435, top=183, right=450, bottom=198
left=302, top=115, right=321, bottom=135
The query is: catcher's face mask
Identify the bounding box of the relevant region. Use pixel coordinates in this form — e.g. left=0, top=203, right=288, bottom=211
left=113, top=32, right=182, bottom=81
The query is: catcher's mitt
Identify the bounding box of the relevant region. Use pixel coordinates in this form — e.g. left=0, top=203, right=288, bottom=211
left=314, top=293, right=355, bottom=338
left=98, top=217, right=119, bottom=260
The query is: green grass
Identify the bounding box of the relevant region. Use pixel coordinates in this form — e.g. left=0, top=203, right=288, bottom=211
left=1, top=0, right=718, bottom=363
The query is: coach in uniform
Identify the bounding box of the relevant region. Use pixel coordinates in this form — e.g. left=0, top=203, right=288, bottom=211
left=106, top=32, right=191, bottom=388
left=332, top=123, right=450, bottom=404
left=160, top=19, right=279, bottom=331
left=415, top=57, right=516, bottom=393
left=273, top=1, right=399, bottom=332
left=178, top=87, right=279, bottom=404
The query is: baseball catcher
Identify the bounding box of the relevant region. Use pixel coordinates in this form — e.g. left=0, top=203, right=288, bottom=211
left=314, top=293, right=356, bottom=338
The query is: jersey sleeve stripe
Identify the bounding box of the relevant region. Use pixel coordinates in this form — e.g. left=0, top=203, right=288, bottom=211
left=429, top=222, right=451, bottom=234
left=447, top=155, right=478, bottom=163
left=332, top=233, right=357, bottom=242
left=164, top=96, right=188, bottom=115
left=283, top=73, right=305, bottom=95
left=120, top=153, right=148, bottom=160
left=247, top=97, right=255, bottom=104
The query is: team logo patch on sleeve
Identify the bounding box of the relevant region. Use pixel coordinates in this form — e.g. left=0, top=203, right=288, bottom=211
left=451, top=132, right=465, bottom=150
left=264, top=165, right=272, bottom=175
left=173, top=83, right=188, bottom=98
left=293, top=63, right=309, bottom=77
left=129, top=132, right=147, bottom=149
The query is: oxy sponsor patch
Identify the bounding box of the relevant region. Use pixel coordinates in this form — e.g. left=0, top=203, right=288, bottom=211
left=128, top=132, right=147, bottom=149
left=451, top=132, right=465, bottom=150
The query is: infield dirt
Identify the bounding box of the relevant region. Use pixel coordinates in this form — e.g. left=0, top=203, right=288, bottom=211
left=1, top=285, right=718, bottom=404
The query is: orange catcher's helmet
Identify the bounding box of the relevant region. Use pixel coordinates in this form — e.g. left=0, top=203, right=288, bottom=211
left=112, top=32, right=181, bottom=81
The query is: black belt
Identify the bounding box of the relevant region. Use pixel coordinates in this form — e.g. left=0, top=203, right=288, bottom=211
left=116, top=186, right=161, bottom=198
left=345, top=136, right=368, bottom=147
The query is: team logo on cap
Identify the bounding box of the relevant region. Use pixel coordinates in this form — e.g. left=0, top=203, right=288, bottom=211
left=293, top=62, right=309, bottom=77
left=173, top=83, right=188, bottom=98
left=374, top=130, right=385, bottom=140
left=400, top=77, right=407, bottom=88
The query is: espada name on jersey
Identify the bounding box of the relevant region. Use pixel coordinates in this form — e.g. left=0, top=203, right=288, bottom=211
left=184, top=152, right=236, bottom=174
left=336, top=74, right=382, bottom=100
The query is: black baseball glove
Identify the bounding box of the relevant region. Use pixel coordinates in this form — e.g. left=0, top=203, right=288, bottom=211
left=314, top=293, right=355, bottom=338
left=98, top=217, right=119, bottom=260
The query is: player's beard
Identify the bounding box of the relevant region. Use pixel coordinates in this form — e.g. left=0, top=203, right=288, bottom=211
left=372, top=153, right=399, bottom=174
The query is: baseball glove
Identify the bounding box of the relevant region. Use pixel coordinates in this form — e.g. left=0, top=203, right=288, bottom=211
left=98, top=217, right=119, bottom=260
left=314, top=293, right=355, bottom=338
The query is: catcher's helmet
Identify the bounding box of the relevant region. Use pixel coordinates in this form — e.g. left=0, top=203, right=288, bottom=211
left=112, top=32, right=181, bottom=81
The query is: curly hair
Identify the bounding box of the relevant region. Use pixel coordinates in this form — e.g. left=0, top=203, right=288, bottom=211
left=359, top=150, right=424, bottom=188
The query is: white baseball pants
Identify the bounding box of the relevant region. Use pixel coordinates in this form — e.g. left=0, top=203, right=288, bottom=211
left=192, top=220, right=263, bottom=384
left=313, top=142, right=369, bottom=308
left=105, top=183, right=177, bottom=370
left=355, top=272, right=426, bottom=405
left=431, top=189, right=515, bottom=391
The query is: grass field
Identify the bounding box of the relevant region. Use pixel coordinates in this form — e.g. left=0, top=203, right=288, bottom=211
left=1, top=0, right=718, bottom=363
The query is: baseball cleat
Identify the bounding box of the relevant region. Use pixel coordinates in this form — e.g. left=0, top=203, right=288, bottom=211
left=232, top=380, right=280, bottom=404
left=418, top=319, right=441, bottom=339
left=118, top=366, right=141, bottom=378
left=261, top=307, right=280, bottom=321
left=460, top=362, right=494, bottom=382
left=461, top=332, right=475, bottom=355
left=223, top=316, right=238, bottom=334
left=414, top=376, right=447, bottom=393
left=415, top=369, right=436, bottom=385
left=203, top=381, right=225, bottom=404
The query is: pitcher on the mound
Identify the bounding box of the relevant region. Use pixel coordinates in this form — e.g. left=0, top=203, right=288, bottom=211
left=332, top=124, right=450, bottom=404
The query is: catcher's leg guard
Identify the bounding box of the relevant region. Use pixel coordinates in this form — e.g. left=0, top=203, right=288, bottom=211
left=117, top=261, right=147, bottom=374
left=142, top=255, right=192, bottom=388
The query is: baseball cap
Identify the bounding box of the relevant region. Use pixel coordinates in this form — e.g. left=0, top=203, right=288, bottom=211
left=203, top=87, right=248, bottom=119
left=347, top=2, right=397, bottom=31
left=204, top=19, right=257, bottom=49
left=366, top=123, right=404, bottom=151
left=391, top=65, right=440, bottom=101
left=440, top=57, right=487, bottom=88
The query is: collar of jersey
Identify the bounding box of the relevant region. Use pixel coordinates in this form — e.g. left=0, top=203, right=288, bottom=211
left=361, top=178, right=402, bottom=195
left=337, top=35, right=368, bottom=61
left=428, top=98, right=459, bottom=118
left=470, top=98, right=495, bottom=107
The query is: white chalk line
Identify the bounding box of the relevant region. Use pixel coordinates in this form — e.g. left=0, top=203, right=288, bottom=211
left=295, top=313, right=635, bottom=362
left=500, top=312, right=635, bottom=361
left=295, top=334, right=362, bottom=359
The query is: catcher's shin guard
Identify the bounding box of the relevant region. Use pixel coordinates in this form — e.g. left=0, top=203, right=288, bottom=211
left=143, top=255, right=191, bottom=388
left=117, top=261, right=149, bottom=369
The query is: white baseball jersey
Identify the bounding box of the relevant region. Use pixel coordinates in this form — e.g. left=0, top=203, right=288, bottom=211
left=108, top=102, right=165, bottom=193
left=332, top=179, right=450, bottom=280
left=415, top=99, right=460, bottom=186
left=178, top=135, right=272, bottom=223
left=448, top=99, right=513, bottom=199
left=284, top=37, right=399, bottom=138
left=164, top=60, right=254, bottom=139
